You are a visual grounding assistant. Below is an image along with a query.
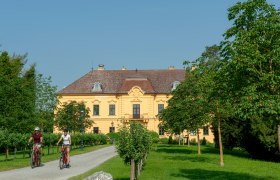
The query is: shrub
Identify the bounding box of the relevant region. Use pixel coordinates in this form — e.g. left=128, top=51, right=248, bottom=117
left=201, top=137, right=207, bottom=145
left=158, top=138, right=169, bottom=144
left=107, top=132, right=120, bottom=144
left=148, top=131, right=160, bottom=143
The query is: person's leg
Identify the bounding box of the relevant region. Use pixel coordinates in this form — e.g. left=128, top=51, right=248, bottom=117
left=67, top=146, right=70, bottom=165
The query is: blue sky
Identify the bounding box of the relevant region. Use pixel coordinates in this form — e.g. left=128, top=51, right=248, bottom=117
left=1, top=0, right=280, bottom=90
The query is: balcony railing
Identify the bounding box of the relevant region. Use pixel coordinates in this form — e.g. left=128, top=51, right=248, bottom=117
left=120, top=114, right=149, bottom=124
left=121, top=114, right=149, bottom=120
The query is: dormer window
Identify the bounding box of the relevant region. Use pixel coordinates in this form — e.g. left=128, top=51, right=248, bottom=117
left=172, top=81, right=180, bottom=91
left=92, top=82, right=102, bottom=92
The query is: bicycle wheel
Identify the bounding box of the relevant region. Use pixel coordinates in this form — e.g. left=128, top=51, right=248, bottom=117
left=38, top=152, right=41, bottom=167
left=59, top=153, right=64, bottom=170
left=35, top=151, right=41, bottom=167
left=30, top=151, right=35, bottom=169
left=64, top=152, right=67, bottom=165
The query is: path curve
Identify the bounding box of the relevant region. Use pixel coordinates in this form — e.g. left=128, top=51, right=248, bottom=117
left=0, top=146, right=117, bottom=180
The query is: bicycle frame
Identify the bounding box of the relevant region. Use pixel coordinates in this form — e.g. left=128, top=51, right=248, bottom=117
left=59, top=145, right=68, bottom=169
left=30, top=144, right=41, bottom=168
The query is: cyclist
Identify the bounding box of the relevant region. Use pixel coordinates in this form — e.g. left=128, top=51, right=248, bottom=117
left=56, top=129, right=71, bottom=167
left=28, top=127, right=43, bottom=155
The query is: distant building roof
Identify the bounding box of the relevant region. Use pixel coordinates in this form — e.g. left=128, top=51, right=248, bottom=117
left=58, top=69, right=186, bottom=95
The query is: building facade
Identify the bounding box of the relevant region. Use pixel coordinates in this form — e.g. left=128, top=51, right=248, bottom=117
left=56, top=65, right=214, bottom=143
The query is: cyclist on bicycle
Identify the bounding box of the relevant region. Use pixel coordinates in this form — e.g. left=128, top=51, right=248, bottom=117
left=56, top=129, right=71, bottom=167
left=28, top=127, right=43, bottom=155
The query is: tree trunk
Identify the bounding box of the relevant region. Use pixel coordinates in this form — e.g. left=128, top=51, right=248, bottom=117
left=197, top=128, right=201, bottom=156
left=187, top=131, right=190, bottom=147
left=137, top=161, right=141, bottom=177
left=278, top=125, right=280, bottom=153
left=218, top=113, right=224, bottom=166
left=14, top=148, right=17, bottom=159
left=130, top=159, right=135, bottom=180
left=5, top=148, right=9, bottom=160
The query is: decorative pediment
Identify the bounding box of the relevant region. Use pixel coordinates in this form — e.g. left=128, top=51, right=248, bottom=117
left=128, top=86, right=145, bottom=97
left=130, top=98, right=142, bottom=103
left=108, top=99, right=117, bottom=104
left=92, top=99, right=101, bottom=104
left=156, top=99, right=167, bottom=104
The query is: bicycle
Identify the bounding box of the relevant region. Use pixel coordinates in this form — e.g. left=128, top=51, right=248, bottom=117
left=59, top=144, right=69, bottom=169
left=30, top=144, right=41, bottom=168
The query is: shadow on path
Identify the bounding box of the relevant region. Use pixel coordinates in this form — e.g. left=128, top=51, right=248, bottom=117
left=171, top=168, right=277, bottom=180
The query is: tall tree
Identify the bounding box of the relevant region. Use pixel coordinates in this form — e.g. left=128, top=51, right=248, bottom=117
left=220, top=0, right=280, bottom=158
left=160, top=45, right=221, bottom=156
left=35, top=73, right=58, bottom=132
left=0, top=52, right=36, bottom=133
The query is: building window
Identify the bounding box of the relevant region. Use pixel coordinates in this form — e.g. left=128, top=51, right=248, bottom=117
left=109, top=104, right=115, bottom=116
left=190, top=130, right=196, bottom=136
left=109, top=127, right=115, bottom=133
left=172, top=81, right=180, bottom=91
left=158, top=104, right=164, bottom=114
left=93, top=127, right=99, bottom=134
left=203, top=126, right=209, bottom=135
left=92, top=82, right=102, bottom=92
left=93, top=105, right=99, bottom=116
left=159, top=126, right=164, bottom=135
left=133, top=104, right=140, bottom=119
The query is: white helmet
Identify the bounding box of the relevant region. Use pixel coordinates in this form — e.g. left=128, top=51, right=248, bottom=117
left=34, top=127, right=40, bottom=131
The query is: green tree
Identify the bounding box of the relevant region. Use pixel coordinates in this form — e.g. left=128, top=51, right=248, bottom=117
left=35, top=73, right=58, bottom=132
left=160, top=45, right=221, bottom=157
left=54, top=101, right=92, bottom=133
left=116, top=122, right=152, bottom=180
left=220, top=0, right=280, bottom=158
left=0, top=52, right=36, bottom=133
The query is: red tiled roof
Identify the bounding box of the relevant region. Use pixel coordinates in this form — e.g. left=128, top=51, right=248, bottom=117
left=118, top=78, right=155, bottom=93
left=58, top=69, right=186, bottom=94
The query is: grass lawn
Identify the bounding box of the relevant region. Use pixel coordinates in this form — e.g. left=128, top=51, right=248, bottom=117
left=70, top=144, right=280, bottom=180
left=0, top=144, right=110, bottom=171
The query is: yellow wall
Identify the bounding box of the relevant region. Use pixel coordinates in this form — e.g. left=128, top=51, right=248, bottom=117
left=56, top=86, right=214, bottom=143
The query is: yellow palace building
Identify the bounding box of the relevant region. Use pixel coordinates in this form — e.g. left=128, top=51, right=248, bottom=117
left=56, top=65, right=214, bottom=143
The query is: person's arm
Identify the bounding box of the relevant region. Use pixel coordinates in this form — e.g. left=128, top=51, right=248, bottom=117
left=40, top=135, right=43, bottom=144
left=56, top=136, right=62, bottom=146
left=69, top=135, right=71, bottom=145
left=28, top=136, right=33, bottom=145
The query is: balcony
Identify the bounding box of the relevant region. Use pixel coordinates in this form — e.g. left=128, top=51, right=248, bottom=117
left=121, top=114, right=149, bottom=123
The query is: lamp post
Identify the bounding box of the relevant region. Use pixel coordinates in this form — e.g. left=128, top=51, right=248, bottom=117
left=80, top=109, right=85, bottom=151
left=111, top=121, right=115, bottom=144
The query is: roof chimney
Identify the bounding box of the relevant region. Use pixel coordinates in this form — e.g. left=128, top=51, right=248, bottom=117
left=98, top=64, right=105, bottom=70
left=168, top=66, right=175, bottom=70
left=121, top=66, right=126, bottom=70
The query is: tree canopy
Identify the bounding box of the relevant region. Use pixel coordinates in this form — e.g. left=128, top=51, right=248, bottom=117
left=54, top=101, right=92, bottom=133
left=0, top=52, right=37, bottom=133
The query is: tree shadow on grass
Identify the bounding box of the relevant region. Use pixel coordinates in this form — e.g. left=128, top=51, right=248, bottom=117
left=0, top=158, right=14, bottom=162
left=202, top=146, right=251, bottom=159
left=165, top=155, right=211, bottom=163
left=155, top=148, right=195, bottom=154
left=172, top=168, right=277, bottom=180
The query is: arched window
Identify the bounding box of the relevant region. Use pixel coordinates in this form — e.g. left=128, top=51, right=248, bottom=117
left=171, top=81, right=180, bottom=91
left=92, top=82, right=102, bottom=92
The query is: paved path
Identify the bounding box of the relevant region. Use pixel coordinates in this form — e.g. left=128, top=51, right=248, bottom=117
left=0, top=146, right=117, bottom=180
